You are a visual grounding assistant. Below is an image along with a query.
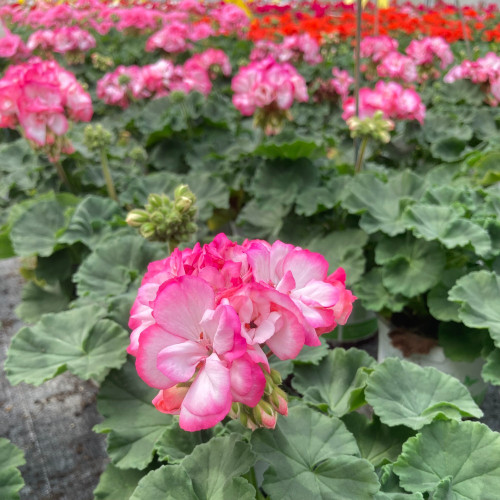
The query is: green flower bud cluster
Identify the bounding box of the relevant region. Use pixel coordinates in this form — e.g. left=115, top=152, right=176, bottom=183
left=129, top=145, right=148, bottom=163
left=229, top=368, right=288, bottom=430
left=126, top=185, right=198, bottom=244
left=91, top=52, right=114, bottom=71
left=347, top=110, right=394, bottom=143
left=83, top=124, right=113, bottom=151
left=253, top=108, right=293, bottom=136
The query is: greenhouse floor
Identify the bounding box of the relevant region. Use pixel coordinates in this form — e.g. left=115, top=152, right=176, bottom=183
left=1, top=257, right=499, bottom=500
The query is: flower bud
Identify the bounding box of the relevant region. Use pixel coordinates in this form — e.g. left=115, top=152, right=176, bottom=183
left=126, top=209, right=149, bottom=227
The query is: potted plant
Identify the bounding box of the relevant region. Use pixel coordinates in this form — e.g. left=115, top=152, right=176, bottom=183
left=331, top=166, right=500, bottom=398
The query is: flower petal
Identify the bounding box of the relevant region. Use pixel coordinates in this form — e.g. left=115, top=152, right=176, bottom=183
left=135, top=324, right=182, bottom=389
left=230, top=355, right=266, bottom=407
left=157, top=341, right=207, bottom=383
left=283, top=249, right=329, bottom=288
left=152, top=275, right=215, bottom=341
left=179, top=354, right=232, bottom=431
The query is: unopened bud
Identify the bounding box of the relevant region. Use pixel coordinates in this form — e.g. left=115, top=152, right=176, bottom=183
left=126, top=209, right=149, bottom=227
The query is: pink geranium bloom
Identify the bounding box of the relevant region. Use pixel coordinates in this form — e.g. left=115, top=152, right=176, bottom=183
left=135, top=275, right=252, bottom=431
left=245, top=240, right=354, bottom=337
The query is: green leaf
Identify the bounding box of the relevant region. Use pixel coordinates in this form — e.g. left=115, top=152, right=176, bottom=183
left=254, top=133, right=324, bottom=159
left=430, top=137, right=467, bottom=162
left=74, top=235, right=162, bottom=300
left=249, top=158, right=319, bottom=206
left=181, top=434, right=256, bottom=498
left=295, top=176, right=350, bottom=216
left=342, top=414, right=414, bottom=467
left=15, top=281, right=70, bottom=324
left=130, top=465, right=198, bottom=500
left=292, top=348, right=376, bottom=416
left=155, top=426, right=214, bottom=464
left=342, top=171, right=425, bottom=236
left=403, top=204, right=491, bottom=257
left=438, top=322, right=489, bottom=362
left=251, top=405, right=379, bottom=499
left=394, top=420, right=500, bottom=498
left=185, top=172, right=230, bottom=221
left=9, top=198, right=76, bottom=257
left=236, top=199, right=290, bottom=239
left=365, top=358, right=483, bottom=430
left=94, top=359, right=172, bottom=470
left=448, top=271, right=500, bottom=346
left=59, top=195, right=123, bottom=249
left=132, top=434, right=256, bottom=499
left=94, top=464, right=146, bottom=500
left=482, top=348, right=500, bottom=386
left=119, top=172, right=182, bottom=206
left=354, top=268, right=408, bottom=313
left=307, top=229, right=369, bottom=285
left=427, top=269, right=463, bottom=323
left=0, top=438, right=25, bottom=500
left=6, top=305, right=128, bottom=385
left=376, top=236, right=446, bottom=298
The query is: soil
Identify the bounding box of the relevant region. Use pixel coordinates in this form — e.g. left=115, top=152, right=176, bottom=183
left=1, top=257, right=500, bottom=499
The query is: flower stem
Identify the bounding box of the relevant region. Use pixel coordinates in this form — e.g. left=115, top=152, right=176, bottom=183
left=54, top=160, right=72, bottom=191
left=456, top=0, right=472, bottom=59
left=354, top=0, right=362, bottom=166
left=100, top=148, right=117, bottom=202
left=354, top=136, right=369, bottom=174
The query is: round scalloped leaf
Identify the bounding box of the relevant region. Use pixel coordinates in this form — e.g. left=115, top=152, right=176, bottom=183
left=15, top=281, right=70, bottom=324
left=307, top=229, right=369, bottom=285
left=342, top=414, right=415, bottom=467
left=354, top=268, right=408, bottom=313
left=94, top=464, right=146, bottom=500
left=0, top=438, right=25, bottom=500
left=379, top=238, right=446, bottom=298
left=438, top=322, right=490, bottom=362
left=448, top=270, right=500, bottom=345
left=59, top=195, right=123, bottom=249
left=365, top=358, right=482, bottom=430
left=181, top=434, right=256, bottom=499
left=6, top=305, right=128, bottom=385
left=403, top=204, right=491, bottom=256
left=251, top=405, right=379, bottom=499
left=74, top=235, right=162, bottom=300
left=342, top=171, right=425, bottom=236
left=94, top=359, right=172, bottom=470
left=292, top=348, right=376, bottom=416
left=482, top=348, right=500, bottom=385
left=155, top=426, right=214, bottom=464
left=394, top=420, right=500, bottom=498
left=254, top=133, right=324, bottom=160
left=9, top=197, right=76, bottom=257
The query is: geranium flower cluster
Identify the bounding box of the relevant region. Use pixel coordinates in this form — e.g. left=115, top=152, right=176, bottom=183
left=361, top=35, right=399, bottom=63
left=0, top=57, right=92, bottom=155
left=0, top=29, right=29, bottom=60
left=313, top=67, right=354, bottom=103
left=444, top=52, right=500, bottom=105
left=27, top=27, right=96, bottom=56
left=376, top=51, right=418, bottom=83
left=250, top=33, right=322, bottom=65
left=128, top=234, right=355, bottom=432
left=231, top=57, right=308, bottom=133
left=342, top=81, right=425, bottom=124
left=97, top=50, right=231, bottom=108
left=406, top=37, right=454, bottom=71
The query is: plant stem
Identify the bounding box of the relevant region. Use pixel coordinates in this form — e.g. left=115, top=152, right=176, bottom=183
left=456, top=0, right=472, bottom=59
left=354, top=136, right=369, bottom=173
left=354, top=0, right=362, bottom=166
left=100, top=148, right=117, bottom=202
left=246, top=467, right=266, bottom=500
left=53, top=160, right=72, bottom=191
left=374, top=3, right=379, bottom=36
left=168, top=238, right=179, bottom=255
